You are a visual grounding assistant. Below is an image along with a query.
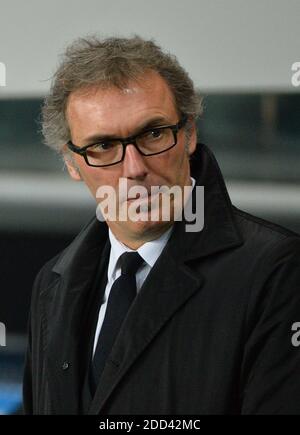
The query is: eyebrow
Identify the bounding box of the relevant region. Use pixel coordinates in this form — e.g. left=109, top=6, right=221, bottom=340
left=82, top=116, right=172, bottom=145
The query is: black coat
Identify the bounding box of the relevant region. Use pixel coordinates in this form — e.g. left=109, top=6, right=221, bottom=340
left=23, top=144, right=300, bottom=414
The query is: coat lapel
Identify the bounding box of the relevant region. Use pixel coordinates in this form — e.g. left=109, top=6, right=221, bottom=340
left=43, top=218, right=109, bottom=414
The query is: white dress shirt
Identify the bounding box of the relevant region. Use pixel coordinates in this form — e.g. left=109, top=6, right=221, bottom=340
left=92, top=177, right=196, bottom=355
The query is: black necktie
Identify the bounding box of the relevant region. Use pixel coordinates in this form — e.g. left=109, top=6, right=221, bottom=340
left=91, top=251, right=144, bottom=389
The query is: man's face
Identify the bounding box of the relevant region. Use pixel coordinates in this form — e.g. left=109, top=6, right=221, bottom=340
left=65, top=70, right=196, bottom=247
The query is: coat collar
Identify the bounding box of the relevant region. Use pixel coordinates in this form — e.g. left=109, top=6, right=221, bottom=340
left=168, top=142, right=243, bottom=261
left=45, top=143, right=243, bottom=414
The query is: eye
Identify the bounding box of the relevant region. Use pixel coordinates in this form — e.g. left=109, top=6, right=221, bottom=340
left=150, top=129, right=162, bottom=138
left=144, top=128, right=163, bottom=141
left=89, top=142, right=116, bottom=152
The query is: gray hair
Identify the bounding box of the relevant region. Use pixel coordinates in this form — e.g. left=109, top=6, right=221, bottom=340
left=42, top=35, right=203, bottom=154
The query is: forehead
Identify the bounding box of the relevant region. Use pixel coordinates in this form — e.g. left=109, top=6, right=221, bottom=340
left=66, top=71, right=179, bottom=132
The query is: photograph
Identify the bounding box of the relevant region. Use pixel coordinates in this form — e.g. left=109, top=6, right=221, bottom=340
left=0, top=0, right=299, bottom=418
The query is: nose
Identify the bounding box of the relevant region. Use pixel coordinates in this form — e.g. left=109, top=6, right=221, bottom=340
left=122, top=143, right=148, bottom=180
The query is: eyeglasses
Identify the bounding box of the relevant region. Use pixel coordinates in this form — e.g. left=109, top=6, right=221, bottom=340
left=66, top=115, right=188, bottom=167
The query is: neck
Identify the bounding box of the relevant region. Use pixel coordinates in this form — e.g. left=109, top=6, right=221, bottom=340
left=108, top=221, right=174, bottom=250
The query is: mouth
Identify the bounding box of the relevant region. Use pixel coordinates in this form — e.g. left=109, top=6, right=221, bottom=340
left=126, top=186, right=162, bottom=202
left=126, top=195, right=152, bottom=209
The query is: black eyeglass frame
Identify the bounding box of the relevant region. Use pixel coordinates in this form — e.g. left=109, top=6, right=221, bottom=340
left=66, top=115, right=189, bottom=167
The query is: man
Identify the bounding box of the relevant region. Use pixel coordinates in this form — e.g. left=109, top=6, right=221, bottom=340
left=23, top=36, right=300, bottom=415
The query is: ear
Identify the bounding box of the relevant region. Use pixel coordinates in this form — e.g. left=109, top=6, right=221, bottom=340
left=62, top=146, right=82, bottom=181
left=187, top=119, right=197, bottom=156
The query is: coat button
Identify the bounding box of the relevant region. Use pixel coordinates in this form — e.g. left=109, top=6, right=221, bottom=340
left=62, top=361, right=70, bottom=370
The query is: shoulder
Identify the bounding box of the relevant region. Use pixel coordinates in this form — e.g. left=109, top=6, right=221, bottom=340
left=30, top=215, right=96, bottom=301
left=231, top=207, right=300, bottom=324
left=232, top=205, right=300, bottom=254
left=229, top=206, right=300, bottom=308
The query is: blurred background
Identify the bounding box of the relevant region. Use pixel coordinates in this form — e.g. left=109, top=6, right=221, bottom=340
left=0, top=0, right=299, bottom=414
